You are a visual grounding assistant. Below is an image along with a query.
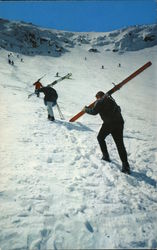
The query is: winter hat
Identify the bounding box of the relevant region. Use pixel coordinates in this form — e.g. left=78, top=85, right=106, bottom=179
left=95, top=91, right=105, bottom=98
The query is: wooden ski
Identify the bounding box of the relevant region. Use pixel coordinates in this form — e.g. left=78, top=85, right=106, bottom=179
left=69, top=61, right=152, bottom=122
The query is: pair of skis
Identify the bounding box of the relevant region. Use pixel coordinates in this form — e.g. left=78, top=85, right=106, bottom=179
left=48, top=73, right=72, bottom=87
left=28, top=73, right=72, bottom=98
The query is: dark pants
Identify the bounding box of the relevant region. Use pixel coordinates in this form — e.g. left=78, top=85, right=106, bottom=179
left=97, top=123, right=128, bottom=163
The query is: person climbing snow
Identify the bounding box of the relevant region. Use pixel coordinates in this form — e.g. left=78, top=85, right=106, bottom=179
left=83, top=91, right=130, bottom=174
left=37, top=86, right=58, bottom=121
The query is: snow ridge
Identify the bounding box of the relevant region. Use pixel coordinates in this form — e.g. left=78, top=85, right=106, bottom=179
left=0, top=18, right=157, bottom=56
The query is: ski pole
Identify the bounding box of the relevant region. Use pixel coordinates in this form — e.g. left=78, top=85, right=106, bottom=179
left=56, top=103, right=65, bottom=120
left=28, top=92, right=35, bottom=99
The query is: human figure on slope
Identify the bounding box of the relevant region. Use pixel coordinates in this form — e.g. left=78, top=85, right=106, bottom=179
left=83, top=91, right=130, bottom=174
left=37, top=86, right=58, bottom=121
left=8, top=58, right=12, bottom=65
left=33, top=81, right=43, bottom=97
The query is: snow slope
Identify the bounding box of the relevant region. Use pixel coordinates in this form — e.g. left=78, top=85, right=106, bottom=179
left=0, top=19, right=157, bottom=249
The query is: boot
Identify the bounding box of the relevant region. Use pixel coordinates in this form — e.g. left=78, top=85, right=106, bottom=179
left=101, top=154, right=111, bottom=162
left=48, top=114, right=51, bottom=120
left=122, top=161, right=130, bottom=175
left=49, top=116, right=55, bottom=121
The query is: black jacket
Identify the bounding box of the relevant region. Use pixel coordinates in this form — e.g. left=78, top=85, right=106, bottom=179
left=38, top=86, right=58, bottom=102
left=85, top=95, right=124, bottom=128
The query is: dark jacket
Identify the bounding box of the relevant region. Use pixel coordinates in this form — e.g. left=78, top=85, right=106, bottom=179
left=38, top=86, right=58, bottom=102
left=85, top=95, right=124, bottom=129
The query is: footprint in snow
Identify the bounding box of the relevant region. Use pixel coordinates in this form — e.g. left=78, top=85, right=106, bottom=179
left=47, top=157, right=52, bottom=163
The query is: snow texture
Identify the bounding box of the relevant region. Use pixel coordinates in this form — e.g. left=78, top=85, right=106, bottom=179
left=0, top=18, right=157, bottom=249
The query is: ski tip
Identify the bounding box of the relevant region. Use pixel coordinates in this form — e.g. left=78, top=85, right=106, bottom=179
left=67, top=73, right=72, bottom=77
left=145, top=61, right=152, bottom=67
left=149, top=61, right=152, bottom=66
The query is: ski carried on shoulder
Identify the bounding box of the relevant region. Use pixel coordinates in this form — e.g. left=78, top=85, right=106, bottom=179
left=69, top=61, right=152, bottom=122
left=47, top=73, right=72, bottom=87
left=28, top=73, right=72, bottom=98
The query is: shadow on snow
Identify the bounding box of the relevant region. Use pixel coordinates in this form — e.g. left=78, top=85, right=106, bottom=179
left=55, top=119, right=94, bottom=132
left=131, top=171, right=156, bottom=187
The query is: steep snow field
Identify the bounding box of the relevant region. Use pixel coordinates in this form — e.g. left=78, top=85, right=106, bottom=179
left=0, top=21, right=157, bottom=249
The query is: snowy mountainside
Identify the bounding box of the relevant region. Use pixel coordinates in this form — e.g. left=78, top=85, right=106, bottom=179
left=0, top=18, right=157, bottom=56
left=0, top=18, right=157, bottom=249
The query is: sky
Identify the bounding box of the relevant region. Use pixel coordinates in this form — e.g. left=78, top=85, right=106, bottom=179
left=0, top=0, right=156, bottom=32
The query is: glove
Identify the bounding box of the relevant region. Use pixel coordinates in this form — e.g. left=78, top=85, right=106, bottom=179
left=82, top=106, right=87, bottom=112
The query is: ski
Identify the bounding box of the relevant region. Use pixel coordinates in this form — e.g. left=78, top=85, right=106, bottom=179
left=47, top=73, right=72, bottom=87
left=36, top=74, right=46, bottom=83
left=69, top=61, right=152, bottom=122
left=28, top=73, right=72, bottom=98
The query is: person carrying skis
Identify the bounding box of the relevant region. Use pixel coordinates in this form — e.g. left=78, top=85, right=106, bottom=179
left=83, top=91, right=130, bottom=174
left=37, top=86, right=58, bottom=121
left=33, top=81, right=43, bottom=97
